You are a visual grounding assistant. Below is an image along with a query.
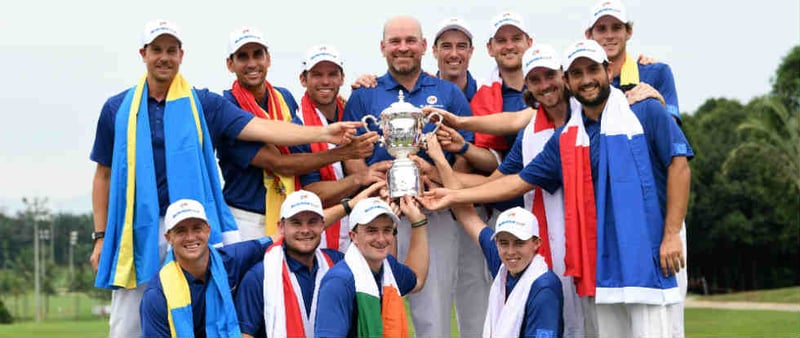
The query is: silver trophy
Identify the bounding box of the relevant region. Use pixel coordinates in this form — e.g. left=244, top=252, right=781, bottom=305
left=362, top=91, right=442, bottom=198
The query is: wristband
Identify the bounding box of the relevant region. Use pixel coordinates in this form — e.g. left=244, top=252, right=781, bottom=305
left=456, top=142, right=469, bottom=155
left=411, top=218, right=428, bottom=228
left=340, top=198, right=353, bottom=215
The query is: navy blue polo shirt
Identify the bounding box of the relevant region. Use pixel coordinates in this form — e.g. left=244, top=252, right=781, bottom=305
left=519, top=98, right=693, bottom=215
left=314, top=255, right=417, bottom=338
left=342, top=72, right=474, bottom=167
left=234, top=247, right=344, bottom=338
left=90, top=87, right=255, bottom=215
left=139, top=237, right=273, bottom=338
left=478, top=228, right=564, bottom=337
left=216, top=87, right=298, bottom=213
left=612, top=62, right=681, bottom=124
left=434, top=70, right=478, bottom=102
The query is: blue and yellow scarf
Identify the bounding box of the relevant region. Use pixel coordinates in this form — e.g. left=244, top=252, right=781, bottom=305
left=95, top=74, right=239, bottom=290
left=159, top=247, right=241, bottom=338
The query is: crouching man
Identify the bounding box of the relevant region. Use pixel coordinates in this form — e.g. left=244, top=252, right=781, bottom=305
left=314, top=197, right=429, bottom=337
left=140, top=199, right=273, bottom=337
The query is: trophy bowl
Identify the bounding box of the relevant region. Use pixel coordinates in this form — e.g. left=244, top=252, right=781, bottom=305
left=361, top=90, right=442, bottom=198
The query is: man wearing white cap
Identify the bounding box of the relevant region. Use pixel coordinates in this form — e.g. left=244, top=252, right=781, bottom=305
left=235, top=189, right=382, bottom=338
left=341, top=15, right=473, bottom=338
left=585, top=0, right=682, bottom=125
left=315, top=196, right=429, bottom=337
left=140, top=199, right=273, bottom=338
left=89, top=20, right=361, bottom=338
left=218, top=28, right=377, bottom=241
left=289, top=44, right=388, bottom=253
left=426, top=39, right=693, bottom=337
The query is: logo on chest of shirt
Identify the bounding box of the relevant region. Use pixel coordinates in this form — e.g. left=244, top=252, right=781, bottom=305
left=426, top=95, right=438, bottom=105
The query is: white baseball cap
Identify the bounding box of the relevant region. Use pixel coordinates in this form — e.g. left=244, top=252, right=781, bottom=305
left=492, top=207, right=539, bottom=241
left=488, top=11, right=530, bottom=40
left=433, top=17, right=473, bottom=43
left=227, top=26, right=269, bottom=56
left=165, top=199, right=207, bottom=232
left=348, top=198, right=400, bottom=230
left=141, top=20, right=182, bottom=47
left=563, top=39, right=608, bottom=71
left=587, top=0, right=629, bottom=30
left=522, top=44, right=561, bottom=77
left=280, top=190, right=325, bottom=220
left=302, top=44, right=344, bottom=73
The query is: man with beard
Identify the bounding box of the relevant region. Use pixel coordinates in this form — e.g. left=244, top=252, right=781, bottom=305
left=234, top=188, right=381, bottom=338
left=585, top=0, right=682, bottom=125
left=424, top=39, right=692, bottom=337
left=218, top=28, right=377, bottom=240
left=289, top=44, right=389, bottom=253
left=90, top=20, right=360, bottom=338
left=341, top=15, right=473, bottom=338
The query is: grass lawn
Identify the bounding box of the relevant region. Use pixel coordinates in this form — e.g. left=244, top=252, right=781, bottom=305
left=1, top=292, right=109, bottom=321
left=0, top=319, right=108, bottom=337
left=685, top=308, right=799, bottom=337
left=694, top=286, right=800, bottom=304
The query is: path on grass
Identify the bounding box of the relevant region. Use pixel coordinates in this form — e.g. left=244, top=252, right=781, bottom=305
left=684, top=297, right=800, bottom=312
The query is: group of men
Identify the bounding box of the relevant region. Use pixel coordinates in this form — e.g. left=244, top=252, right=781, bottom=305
left=90, top=0, right=692, bottom=337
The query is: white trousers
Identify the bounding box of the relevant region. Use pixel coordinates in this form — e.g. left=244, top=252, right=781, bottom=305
left=596, top=302, right=684, bottom=338
left=108, top=218, right=167, bottom=338
left=399, top=209, right=491, bottom=338
left=229, top=205, right=265, bottom=241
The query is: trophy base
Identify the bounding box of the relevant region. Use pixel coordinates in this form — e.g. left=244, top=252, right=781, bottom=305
left=388, top=157, right=421, bottom=199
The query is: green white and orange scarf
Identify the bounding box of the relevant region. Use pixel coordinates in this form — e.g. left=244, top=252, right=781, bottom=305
left=344, top=245, right=409, bottom=337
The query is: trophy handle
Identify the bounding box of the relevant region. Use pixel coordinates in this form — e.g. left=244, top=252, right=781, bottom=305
left=361, top=115, right=384, bottom=146
left=426, top=112, right=443, bottom=134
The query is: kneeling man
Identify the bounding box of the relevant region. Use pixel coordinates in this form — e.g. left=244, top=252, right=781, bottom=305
left=140, top=199, right=273, bottom=337
left=315, top=197, right=429, bottom=337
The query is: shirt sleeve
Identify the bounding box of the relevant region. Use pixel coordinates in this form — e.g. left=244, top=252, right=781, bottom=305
left=315, top=268, right=355, bottom=337
left=518, top=130, right=563, bottom=194
left=90, top=95, right=122, bottom=166
left=220, top=238, right=273, bottom=289
left=653, top=63, right=681, bottom=122
left=497, top=128, right=526, bottom=175
left=235, top=263, right=265, bottom=337
left=217, top=139, right=264, bottom=169
left=342, top=89, right=367, bottom=137
left=478, top=227, right=502, bottom=278
left=637, top=100, right=694, bottom=169
left=523, top=287, right=562, bottom=338
left=140, top=282, right=171, bottom=338
left=387, top=255, right=417, bottom=295
left=197, top=89, right=255, bottom=147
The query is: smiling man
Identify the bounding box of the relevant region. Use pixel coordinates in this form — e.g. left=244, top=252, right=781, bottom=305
left=90, top=20, right=360, bottom=338
left=315, top=197, right=429, bottom=337
left=234, top=190, right=345, bottom=338
left=218, top=28, right=376, bottom=240
left=585, top=0, right=682, bottom=124
left=289, top=44, right=385, bottom=253
left=340, top=15, right=474, bottom=338
left=139, top=199, right=273, bottom=338
left=425, top=39, right=693, bottom=338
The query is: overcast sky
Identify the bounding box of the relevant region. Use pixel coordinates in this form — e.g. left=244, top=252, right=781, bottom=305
left=1, top=0, right=798, bottom=214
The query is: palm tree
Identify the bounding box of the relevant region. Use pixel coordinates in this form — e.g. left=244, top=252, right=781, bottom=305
left=724, top=95, right=800, bottom=192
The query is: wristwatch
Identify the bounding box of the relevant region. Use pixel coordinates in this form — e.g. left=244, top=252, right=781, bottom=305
left=340, top=198, right=353, bottom=215
left=91, top=231, right=106, bottom=242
